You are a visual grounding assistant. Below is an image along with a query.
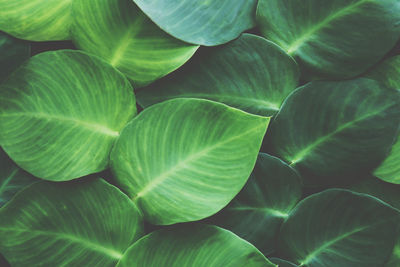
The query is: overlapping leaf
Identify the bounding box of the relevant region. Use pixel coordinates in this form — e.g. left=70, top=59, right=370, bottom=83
left=257, top=0, right=400, bottom=79
left=278, top=189, right=400, bottom=266
left=132, top=0, right=257, bottom=46
left=211, top=153, right=302, bottom=255
left=0, top=179, right=144, bottom=267
left=0, top=0, right=72, bottom=41
left=137, top=34, right=299, bottom=116
left=111, top=98, right=269, bottom=225
left=72, top=0, right=198, bottom=87
left=0, top=147, right=37, bottom=207
left=266, top=78, right=400, bottom=179
left=0, top=50, right=137, bottom=181
left=117, top=225, right=275, bottom=267
left=0, top=32, right=30, bottom=82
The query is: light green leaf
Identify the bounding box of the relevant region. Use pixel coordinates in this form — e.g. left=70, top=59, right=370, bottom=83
left=256, top=0, right=400, bottom=79
left=137, top=34, right=299, bottom=116
left=210, top=153, right=302, bottom=255
left=0, top=50, right=136, bottom=181
left=278, top=189, right=400, bottom=266
left=266, top=78, right=400, bottom=179
left=364, top=56, right=400, bottom=184
left=0, top=178, right=144, bottom=267
left=0, top=0, right=72, bottom=41
left=111, top=98, right=269, bottom=225
left=72, top=0, right=198, bottom=87
left=132, top=0, right=257, bottom=46
left=117, top=224, right=276, bottom=267
left=0, top=147, right=37, bottom=207
left=0, top=32, right=30, bottom=82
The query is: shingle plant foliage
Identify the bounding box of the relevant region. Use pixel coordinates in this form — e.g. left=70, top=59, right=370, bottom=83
left=0, top=0, right=399, bottom=266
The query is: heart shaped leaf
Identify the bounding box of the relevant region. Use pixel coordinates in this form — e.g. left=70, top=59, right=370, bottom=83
left=0, top=0, right=72, bottom=41
left=0, top=50, right=137, bottom=181
left=137, top=34, right=299, bottom=116
left=278, top=189, right=400, bottom=266
left=132, top=0, right=257, bottom=46
left=72, top=0, right=198, bottom=87
left=0, top=147, right=37, bottom=207
left=257, top=0, right=400, bottom=79
left=0, top=178, right=144, bottom=267
left=117, top=224, right=275, bottom=267
left=266, top=78, right=400, bottom=179
left=0, top=32, right=30, bottom=82
left=210, top=153, right=302, bottom=255
left=111, top=98, right=269, bottom=225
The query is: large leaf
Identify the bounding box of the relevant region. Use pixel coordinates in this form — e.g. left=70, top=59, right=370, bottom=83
left=364, top=56, right=400, bottom=184
left=117, top=224, right=275, bottom=267
left=111, top=98, right=269, bottom=225
left=256, top=0, right=400, bottom=79
left=132, top=0, right=257, bottom=46
left=278, top=189, right=400, bottom=266
left=0, top=32, right=30, bottom=82
left=266, top=78, right=400, bottom=179
left=210, top=153, right=302, bottom=255
left=72, top=0, right=198, bottom=87
left=270, top=258, right=297, bottom=267
left=137, top=34, right=299, bottom=116
left=0, top=178, right=144, bottom=267
left=0, top=0, right=72, bottom=41
left=0, top=50, right=136, bottom=181
left=0, top=147, right=37, bottom=207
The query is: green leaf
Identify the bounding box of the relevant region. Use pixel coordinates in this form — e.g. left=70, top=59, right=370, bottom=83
left=111, top=98, right=269, bottom=225
left=0, top=50, right=137, bottom=181
left=256, top=0, right=400, bottom=79
left=117, top=224, right=276, bottom=267
left=364, top=56, right=400, bottom=184
left=270, top=258, right=297, bottom=267
left=278, top=189, right=400, bottom=266
left=132, top=0, right=257, bottom=46
left=137, top=34, right=299, bottom=116
left=0, top=0, right=72, bottom=41
left=0, top=32, right=30, bottom=82
left=266, top=78, right=400, bottom=179
left=210, top=153, right=302, bottom=255
left=0, top=147, right=37, bottom=207
left=0, top=178, right=144, bottom=267
left=72, top=0, right=198, bottom=87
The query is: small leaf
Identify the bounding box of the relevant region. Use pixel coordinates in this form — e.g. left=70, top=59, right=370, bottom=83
left=0, top=32, right=30, bottom=82
left=111, top=98, right=269, bottom=225
left=0, top=147, right=37, bottom=207
left=278, top=189, right=400, bottom=266
left=132, top=0, right=257, bottom=46
left=0, top=179, right=144, bottom=267
left=137, top=34, right=299, bottom=116
left=72, top=0, right=198, bottom=87
left=0, top=50, right=137, bottom=181
left=266, top=78, right=400, bottom=179
left=256, top=0, right=400, bottom=79
left=0, top=0, right=72, bottom=41
left=117, top=224, right=276, bottom=267
left=211, top=153, right=302, bottom=255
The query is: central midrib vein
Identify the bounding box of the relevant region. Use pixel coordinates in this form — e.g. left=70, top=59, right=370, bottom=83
left=133, top=124, right=267, bottom=201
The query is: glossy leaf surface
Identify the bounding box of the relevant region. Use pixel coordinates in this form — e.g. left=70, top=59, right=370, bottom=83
left=257, top=0, right=400, bottom=79
left=111, top=98, right=269, bottom=225
left=0, top=50, right=136, bottom=181
left=0, top=179, right=144, bottom=267
left=117, top=225, right=275, bottom=267
left=279, top=189, right=400, bottom=266
left=132, top=0, right=257, bottom=46
left=267, top=78, right=400, bottom=178
left=137, top=34, right=299, bottom=116
left=211, top=153, right=302, bottom=255
left=72, top=0, right=198, bottom=87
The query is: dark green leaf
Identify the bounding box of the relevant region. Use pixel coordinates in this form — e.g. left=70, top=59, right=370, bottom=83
left=270, top=258, right=297, bottom=267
